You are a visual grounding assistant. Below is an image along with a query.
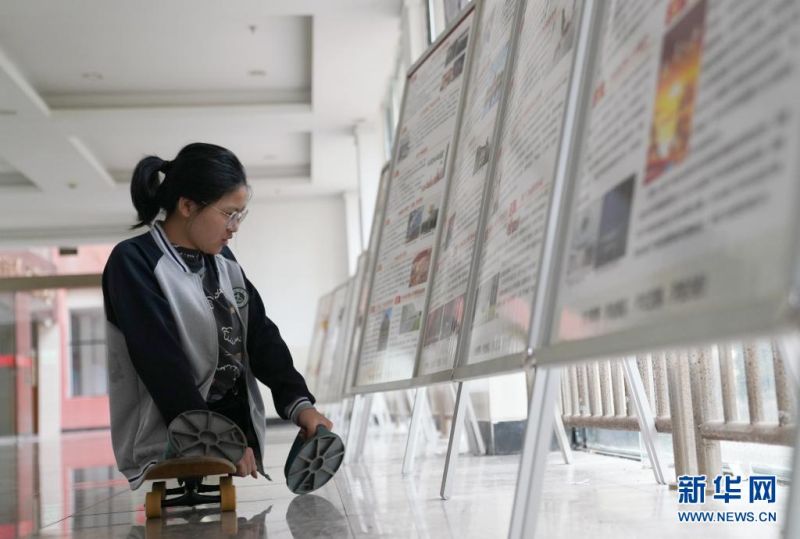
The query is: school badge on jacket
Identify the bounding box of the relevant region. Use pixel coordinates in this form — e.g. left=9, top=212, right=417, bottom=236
left=233, top=287, right=249, bottom=308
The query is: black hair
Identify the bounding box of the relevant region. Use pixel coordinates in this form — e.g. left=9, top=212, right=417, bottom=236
left=129, top=142, right=247, bottom=229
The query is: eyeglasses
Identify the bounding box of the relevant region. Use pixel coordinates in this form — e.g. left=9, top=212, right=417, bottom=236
left=204, top=204, right=249, bottom=230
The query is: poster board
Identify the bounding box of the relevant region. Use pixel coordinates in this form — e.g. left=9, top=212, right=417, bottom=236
left=415, top=0, right=523, bottom=382
left=452, top=0, right=584, bottom=379
left=332, top=253, right=368, bottom=400
left=342, top=165, right=391, bottom=396
left=304, top=292, right=335, bottom=397
left=352, top=4, right=478, bottom=391
left=539, top=0, right=800, bottom=364
left=314, top=279, right=356, bottom=404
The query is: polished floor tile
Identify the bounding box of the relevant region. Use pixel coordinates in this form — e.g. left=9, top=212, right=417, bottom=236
left=0, top=423, right=790, bottom=538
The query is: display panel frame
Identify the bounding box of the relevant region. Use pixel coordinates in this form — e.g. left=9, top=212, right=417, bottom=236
left=350, top=1, right=482, bottom=394
left=535, top=0, right=800, bottom=366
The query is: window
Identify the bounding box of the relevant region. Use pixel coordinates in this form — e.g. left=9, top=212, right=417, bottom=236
left=69, top=309, right=107, bottom=397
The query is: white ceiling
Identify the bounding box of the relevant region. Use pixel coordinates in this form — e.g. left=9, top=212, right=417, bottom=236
left=0, top=0, right=401, bottom=245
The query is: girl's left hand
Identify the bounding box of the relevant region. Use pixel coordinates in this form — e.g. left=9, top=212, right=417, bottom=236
left=235, top=447, right=258, bottom=478
left=296, top=408, right=333, bottom=439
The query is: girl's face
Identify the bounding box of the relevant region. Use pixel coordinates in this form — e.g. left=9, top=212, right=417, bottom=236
left=185, top=185, right=250, bottom=254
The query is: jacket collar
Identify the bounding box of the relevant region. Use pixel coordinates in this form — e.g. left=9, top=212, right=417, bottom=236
left=149, top=221, right=191, bottom=273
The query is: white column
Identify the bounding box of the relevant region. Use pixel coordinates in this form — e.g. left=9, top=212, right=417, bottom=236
left=428, top=0, right=446, bottom=41
left=37, top=319, right=61, bottom=438
left=402, top=0, right=428, bottom=67
left=354, top=121, right=385, bottom=249
left=343, top=191, right=362, bottom=275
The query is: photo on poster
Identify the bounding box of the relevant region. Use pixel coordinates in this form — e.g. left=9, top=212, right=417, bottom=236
left=398, top=136, right=411, bottom=161
left=566, top=199, right=602, bottom=280
left=444, top=213, right=456, bottom=250
left=441, top=294, right=466, bottom=339
left=424, top=305, right=444, bottom=346
left=409, top=248, right=433, bottom=287
left=442, top=52, right=467, bottom=90
left=506, top=199, right=520, bottom=236
left=427, top=145, right=449, bottom=187
left=441, top=66, right=455, bottom=91
left=482, top=42, right=510, bottom=117
left=473, top=272, right=500, bottom=326
left=446, top=30, right=470, bottom=65
left=377, top=307, right=392, bottom=351
left=406, top=207, right=424, bottom=242
left=420, top=203, right=440, bottom=235
left=400, top=303, right=422, bottom=334
left=551, top=0, right=577, bottom=66
left=595, top=175, right=635, bottom=268
left=453, top=53, right=466, bottom=79
left=474, top=138, right=491, bottom=173
left=645, top=0, right=707, bottom=184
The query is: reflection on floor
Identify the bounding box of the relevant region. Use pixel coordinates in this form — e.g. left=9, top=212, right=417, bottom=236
left=0, top=424, right=788, bottom=538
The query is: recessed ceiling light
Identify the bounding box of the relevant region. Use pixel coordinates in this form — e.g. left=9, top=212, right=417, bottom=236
left=67, top=181, right=78, bottom=189
left=248, top=69, right=267, bottom=77
left=81, top=72, right=103, bottom=81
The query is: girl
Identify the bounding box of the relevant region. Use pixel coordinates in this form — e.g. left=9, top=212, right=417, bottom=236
left=102, top=142, right=331, bottom=489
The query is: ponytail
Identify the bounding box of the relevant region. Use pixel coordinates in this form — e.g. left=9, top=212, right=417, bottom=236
left=130, top=156, right=170, bottom=229
left=128, top=143, right=247, bottom=229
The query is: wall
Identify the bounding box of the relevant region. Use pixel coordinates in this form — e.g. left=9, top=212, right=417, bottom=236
left=231, top=196, right=350, bottom=417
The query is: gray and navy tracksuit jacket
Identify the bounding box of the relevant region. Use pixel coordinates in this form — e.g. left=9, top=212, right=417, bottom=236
left=102, top=222, right=314, bottom=489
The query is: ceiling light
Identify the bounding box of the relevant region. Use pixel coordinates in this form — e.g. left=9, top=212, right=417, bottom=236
left=248, top=69, right=267, bottom=77
left=81, top=72, right=104, bottom=81
left=67, top=182, right=78, bottom=189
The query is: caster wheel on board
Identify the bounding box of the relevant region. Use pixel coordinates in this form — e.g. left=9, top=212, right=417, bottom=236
left=220, top=511, right=239, bottom=534
left=220, top=483, right=236, bottom=512
left=145, top=517, right=163, bottom=539
left=145, top=490, right=162, bottom=519
left=152, top=481, right=167, bottom=500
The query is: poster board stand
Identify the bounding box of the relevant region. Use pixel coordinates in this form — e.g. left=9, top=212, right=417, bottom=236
left=506, top=0, right=601, bottom=534
left=510, top=0, right=800, bottom=534
left=402, top=387, right=429, bottom=475
left=346, top=2, right=481, bottom=472
left=777, top=335, right=800, bottom=538
left=401, top=382, right=485, bottom=479
left=622, top=357, right=667, bottom=485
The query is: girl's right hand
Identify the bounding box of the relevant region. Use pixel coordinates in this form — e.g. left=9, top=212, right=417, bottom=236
left=235, top=446, right=258, bottom=478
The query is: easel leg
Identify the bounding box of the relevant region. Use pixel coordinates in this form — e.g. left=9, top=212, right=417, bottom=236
left=340, top=397, right=354, bottom=439
left=440, top=382, right=467, bottom=500
left=344, top=395, right=363, bottom=465
left=552, top=404, right=573, bottom=465
left=622, top=356, right=666, bottom=485
left=420, top=387, right=439, bottom=446
left=530, top=367, right=572, bottom=465
left=777, top=334, right=800, bottom=538
left=450, top=382, right=485, bottom=456
left=346, top=394, right=374, bottom=464
left=508, top=366, right=561, bottom=539
left=402, top=387, right=427, bottom=476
